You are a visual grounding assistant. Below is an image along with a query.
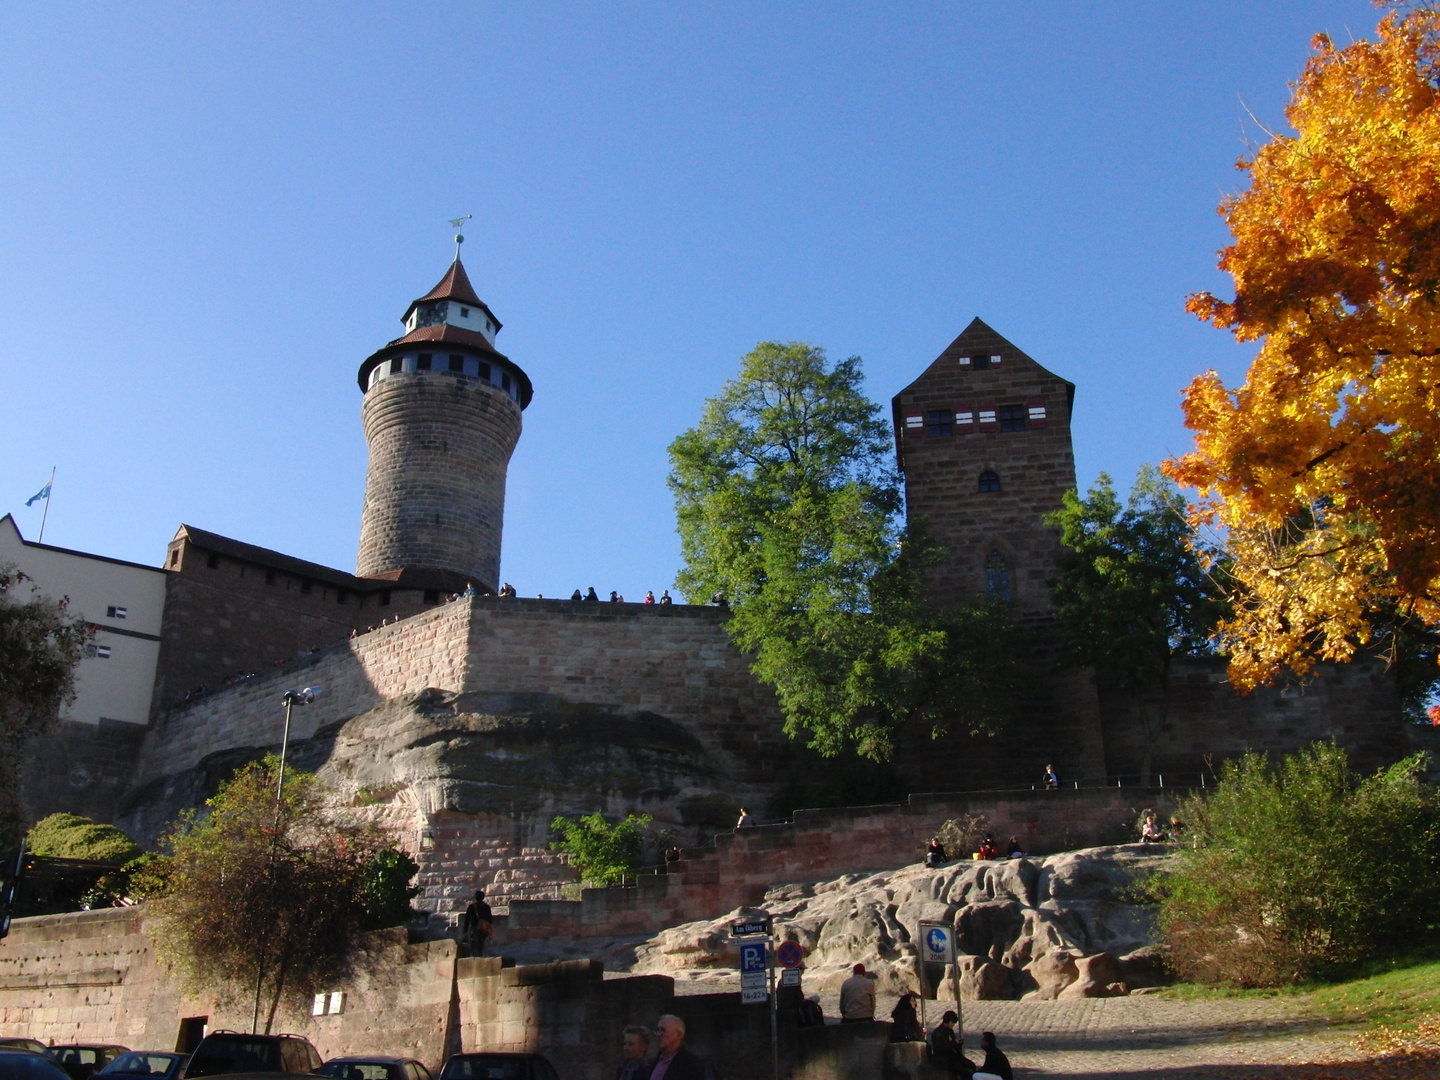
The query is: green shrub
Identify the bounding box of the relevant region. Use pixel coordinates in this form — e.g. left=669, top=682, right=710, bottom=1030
left=26, top=813, right=142, bottom=864
left=1160, top=742, right=1440, bottom=986
left=549, top=812, right=658, bottom=887
left=357, top=847, right=421, bottom=929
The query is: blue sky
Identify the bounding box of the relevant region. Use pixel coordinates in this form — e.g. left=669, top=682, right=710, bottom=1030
left=1, top=1, right=1381, bottom=598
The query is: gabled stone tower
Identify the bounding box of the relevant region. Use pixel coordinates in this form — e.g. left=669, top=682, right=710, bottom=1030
left=356, top=258, right=533, bottom=593
left=891, top=318, right=1076, bottom=614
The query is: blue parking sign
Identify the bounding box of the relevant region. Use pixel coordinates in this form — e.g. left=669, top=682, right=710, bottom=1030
left=739, top=941, right=767, bottom=973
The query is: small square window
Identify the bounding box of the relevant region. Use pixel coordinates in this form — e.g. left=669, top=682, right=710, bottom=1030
left=502, top=373, right=511, bottom=391
left=999, top=405, right=1027, bottom=432
left=979, top=471, right=1001, bottom=493
left=971, top=355, right=989, bottom=370
left=416, top=354, right=432, bottom=370
left=300, top=580, right=312, bottom=595
left=460, top=307, right=470, bottom=317
left=478, top=361, right=491, bottom=380
left=449, top=355, right=465, bottom=372
left=106, top=606, right=127, bottom=619
left=390, top=357, right=403, bottom=374
left=380, top=589, right=391, bottom=607
left=265, top=569, right=276, bottom=585
left=206, top=553, right=220, bottom=570
left=925, top=410, right=953, bottom=437
left=87, top=644, right=112, bottom=659
left=169, top=550, right=179, bottom=567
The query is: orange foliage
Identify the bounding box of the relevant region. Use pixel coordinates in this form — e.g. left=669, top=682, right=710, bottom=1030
left=1166, top=5, right=1440, bottom=690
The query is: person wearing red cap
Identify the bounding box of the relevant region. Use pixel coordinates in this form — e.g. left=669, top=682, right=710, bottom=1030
left=840, top=962, right=876, bottom=1022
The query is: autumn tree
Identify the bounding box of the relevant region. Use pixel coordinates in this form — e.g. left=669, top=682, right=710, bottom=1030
left=0, top=565, right=92, bottom=853
left=150, top=758, right=417, bottom=1032
left=1167, top=5, right=1440, bottom=691
left=668, top=341, right=1027, bottom=761
left=1047, top=467, right=1228, bottom=782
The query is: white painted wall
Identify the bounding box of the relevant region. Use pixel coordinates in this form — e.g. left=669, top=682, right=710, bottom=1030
left=0, top=515, right=166, bottom=725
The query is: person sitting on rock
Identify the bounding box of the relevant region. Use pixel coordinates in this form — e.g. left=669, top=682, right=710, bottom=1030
left=1005, top=836, right=1025, bottom=858
left=977, top=1032, right=1012, bottom=1080
left=929, top=1013, right=974, bottom=1077
left=977, top=834, right=999, bottom=861
left=1140, top=812, right=1165, bottom=844
left=1167, top=816, right=1186, bottom=842
left=925, top=837, right=947, bottom=867
left=888, top=992, right=924, bottom=1043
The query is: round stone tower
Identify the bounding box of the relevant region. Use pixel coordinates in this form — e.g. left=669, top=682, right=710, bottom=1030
left=356, top=257, right=532, bottom=592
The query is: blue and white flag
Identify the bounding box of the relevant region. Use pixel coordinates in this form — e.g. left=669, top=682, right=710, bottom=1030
left=25, top=483, right=51, bottom=507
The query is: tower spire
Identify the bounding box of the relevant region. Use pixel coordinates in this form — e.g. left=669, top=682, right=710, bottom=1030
left=448, top=215, right=472, bottom=263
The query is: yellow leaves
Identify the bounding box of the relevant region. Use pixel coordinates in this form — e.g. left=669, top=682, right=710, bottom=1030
left=1166, top=7, right=1440, bottom=690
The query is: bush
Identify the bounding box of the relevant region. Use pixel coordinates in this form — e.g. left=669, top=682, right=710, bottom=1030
left=1159, top=742, right=1440, bottom=986
left=357, top=847, right=421, bottom=929
left=549, top=812, right=661, bottom=887
left=937, top=814, right=989, bottom=859
left=26, top=813, right=141, bottom=864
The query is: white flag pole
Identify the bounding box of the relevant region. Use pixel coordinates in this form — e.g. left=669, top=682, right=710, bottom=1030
left=37, top=467, right=55, bottom=544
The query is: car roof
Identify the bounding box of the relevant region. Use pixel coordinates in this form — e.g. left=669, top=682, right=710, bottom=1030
left=46, top=1046, right=129, bottom=1052
left=325, top=1058, right=415, bottom=1065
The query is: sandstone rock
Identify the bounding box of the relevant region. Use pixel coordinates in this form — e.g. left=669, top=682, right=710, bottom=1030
left=956, top=955, right=1010, bottom=1000
left=1021, top=949, right=1079, bottom=1000
left=1058, top=951, right=1125, bottom=999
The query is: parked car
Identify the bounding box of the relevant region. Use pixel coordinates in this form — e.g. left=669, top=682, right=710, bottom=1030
left=438, top=1056, right=558, bottom=1080
left=97, top=1054, right=188, bottom=1080
left=0, top=1049, right=72, bottom=1080
left=318, top=1058, right=432, bottom=1080
left=45, top=1047, right=129, bottom=1080
left=0, top=1043, right=46, bottom=1056
left=183, top=1034, right=321, bottom=1078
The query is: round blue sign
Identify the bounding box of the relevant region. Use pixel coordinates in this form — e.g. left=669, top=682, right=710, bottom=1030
left=926, top=927, right=949, bottom=955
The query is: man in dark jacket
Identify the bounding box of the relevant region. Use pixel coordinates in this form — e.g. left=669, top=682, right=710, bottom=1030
left=979, top=1032, right=1012, bottom=1080
left=650, top=1015, right=706, bottom=1080
left=929, top=1012, right=975, bottom=1077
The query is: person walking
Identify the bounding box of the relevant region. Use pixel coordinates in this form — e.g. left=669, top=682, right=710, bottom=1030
left=461, top=889, right=492, bottom=957
left=612, top=1026, right=654, bottom=1080
left=650, top=1015, right=705, bottom=1080
left=839, top=963, right=876, bottom=1022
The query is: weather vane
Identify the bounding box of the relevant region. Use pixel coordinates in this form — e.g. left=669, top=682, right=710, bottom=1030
left=449, top=215, right=472, bottom=261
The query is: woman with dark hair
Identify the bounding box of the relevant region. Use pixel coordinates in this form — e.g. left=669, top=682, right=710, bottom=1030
left=888, top=992, right=923, bottom=1043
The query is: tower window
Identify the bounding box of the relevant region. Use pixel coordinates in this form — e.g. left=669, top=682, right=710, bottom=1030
left=265, top=569, right=276, bottom=585
left=978, top=471, right=1001, bottom=492
left=106, top=606, right=127, bottom=619
left=169, top=550, right=179, bottom=567
left=925, top=410, right=952, bottom=437
left=206, top=553, right=220, bottom=570
left=417, top=354, right=432, bottom=370
left=449, top=354, right=465, bottom=372
left=379, top=589, right=391, bottom=606
left=87, top=644, right=112, bottom=659
left=999, top=405, right=1027, bottom=432
left=300, top=579, right=312, bottom=595
left=390, top=357, right=403, bottom=375
left=502, top=373, right=511, bottom=391
left=478, top=361, right=491, bottom=380
left=336, top=589, right=347, bottom=605
left=460, top=307, right=470, bottom=317
left=985, top=551, right=1012, bottom=602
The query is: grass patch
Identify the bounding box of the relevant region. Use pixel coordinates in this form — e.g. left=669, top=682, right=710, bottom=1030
left=1160, top=943, right=1440, bottom=1030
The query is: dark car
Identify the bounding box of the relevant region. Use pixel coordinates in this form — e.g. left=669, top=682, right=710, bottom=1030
left=0, top=1049, right=72, bottom=1080
left=438, top=1056, right=557, bottom=1080
left=183, top=1034, right=321, bottom=1078
left=0, top=1044, right=46, bottom=1056
left=97, top=1054, right=188, bottom=1080
left=45, top=1047, right=129, bottom=1080
left=318, top=1059, right=432, bottom=1080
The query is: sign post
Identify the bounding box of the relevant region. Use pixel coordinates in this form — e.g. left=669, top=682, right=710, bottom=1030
left=733, top=915, right=778, bottom=1080
left=919, top=921, right=960, bottom=1036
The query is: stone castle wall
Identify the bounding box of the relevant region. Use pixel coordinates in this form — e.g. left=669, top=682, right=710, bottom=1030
left=358, top=373, right=522, bottom=591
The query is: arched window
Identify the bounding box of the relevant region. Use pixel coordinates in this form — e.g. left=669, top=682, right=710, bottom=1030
left=986, top=550, right=1012, bottom=602
left=978, top=470, right=1001, bottom=493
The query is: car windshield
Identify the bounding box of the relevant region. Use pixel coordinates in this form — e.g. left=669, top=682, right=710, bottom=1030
left=185, top=1039, right=278, bottom=1077
left=319, top=1065, right=397, bottom=1080
left=47, top=1052, right=101, bottom=1066
left=0, top=1053, right=72, bottom=1080
left=99, top=1056, right=174, bottom=1077
left=441, top=1060, right=527, bottom=1080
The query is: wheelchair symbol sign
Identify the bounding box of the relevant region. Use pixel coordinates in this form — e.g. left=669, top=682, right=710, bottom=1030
left=738, top=941, right=767, bottom=973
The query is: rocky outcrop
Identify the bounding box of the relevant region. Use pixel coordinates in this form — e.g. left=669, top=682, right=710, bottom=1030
left=627, top=845, right=1170, bottom=1000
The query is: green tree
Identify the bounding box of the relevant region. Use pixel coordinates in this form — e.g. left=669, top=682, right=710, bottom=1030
left=0, top=565, right=92, bottom=853
left=1160, top=742, right=1440, bottom=986
left=549, top=812, right=657, bottom=887
left=26, top=813, right=143, bottom=864
left=668, top=341, right=1027, bottom=761
left=1047, top=467, right=1228, bottom=783
left=151, top=757, right=415, bottom=1032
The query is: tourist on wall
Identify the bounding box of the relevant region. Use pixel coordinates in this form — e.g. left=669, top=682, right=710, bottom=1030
left=650, top=1015, right=705, bottom=1080
left=571, top=589, right=583, bottom=600
left=1043, top=764, right=1060, bottom=790
left=889, top=992, right=923, bottom=1042
left=644, top=591, right=656, bottom=604
left=613, top=1025, right=654, bottom=1080
left=925, top=837, right=947, bottom=867
left=929, top=1012, right=974, bottom=1077
left=585, top=587, right=600, bottom=601
left=839, top=963, right=876, bottom=1022
left=659, top=590, right=673, bottom=605
left=735, top=808, right=754, bottom=828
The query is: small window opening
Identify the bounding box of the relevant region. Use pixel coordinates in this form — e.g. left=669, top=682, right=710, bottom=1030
left=478, top=361, right=491, bottom=380
left=460, top=307, right=470, bottom=317
left=206, top=553, right=220, bottom=570
left=336, top=589, right=347, bottom=605
left=265, top=569, right=276, bottom=585
left=300, top=579, right=312, bottom=595
left=502, top=373, right=511, bottom=391
left=106, top=606, right=128, bottom=619
left=449, top=354, right=465, bottom=372
left=986, top=551, right=1012, bottom=602
left=390, top=357, right=403, bottom=375
left=971, top=354, right=990, bottom=369
left=999, top=405, right=1027, bottom=432
left=380, top=589, right=392, bottom=606
left=87, top=644, right=112, bottom=659
left=925, top=410, right=952, bottom=437
left=169, top=550, right=179, bottom=567
left=416, top=354, right=432, bottom=370
left=978, top=471, right=1001, bottom=493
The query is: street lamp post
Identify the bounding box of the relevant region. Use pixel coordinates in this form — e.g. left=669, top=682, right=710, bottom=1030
left=253, top=684, right=323, bottom=1034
